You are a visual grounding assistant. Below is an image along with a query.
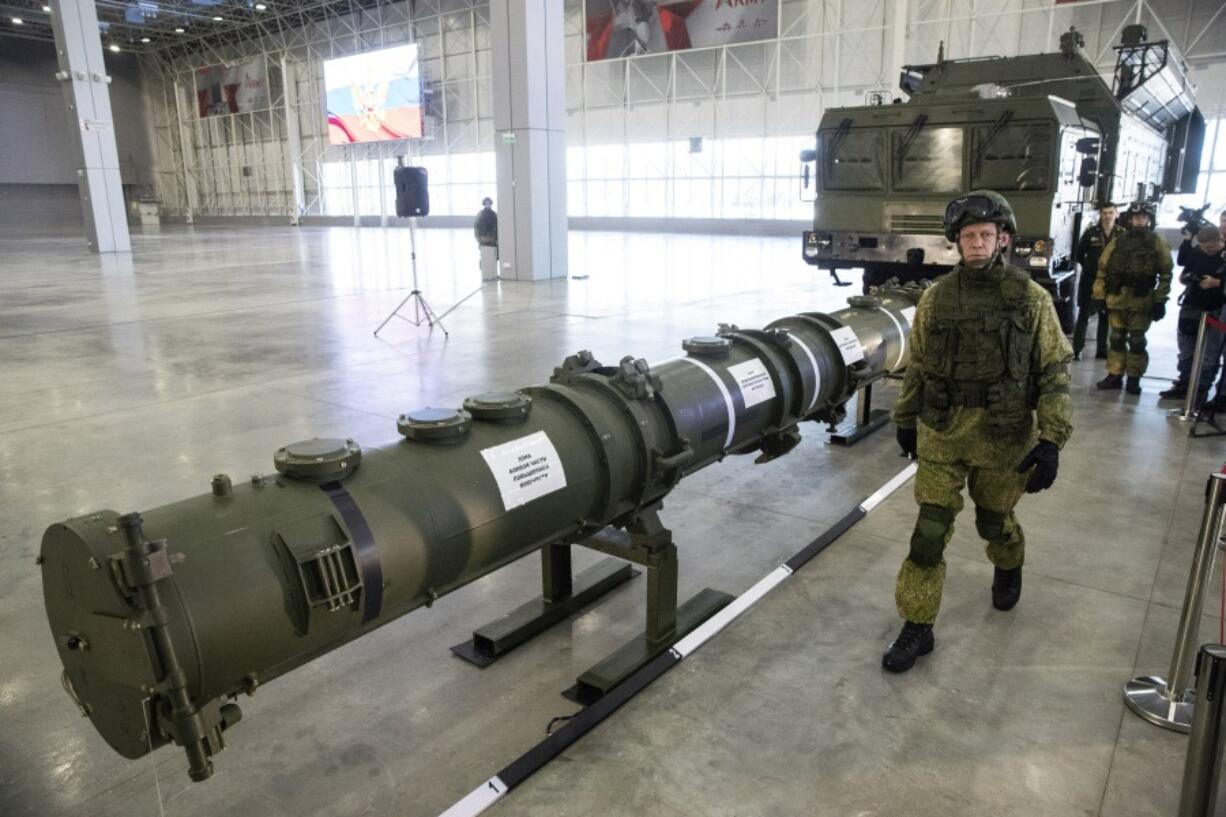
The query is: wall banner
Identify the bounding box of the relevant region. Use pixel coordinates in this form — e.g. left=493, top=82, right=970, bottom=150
left=195, top=57, right=270, bottom=118
left=586, top=0, right=778, bottom=61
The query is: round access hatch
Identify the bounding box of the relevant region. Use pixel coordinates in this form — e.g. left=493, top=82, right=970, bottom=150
left=462, top=391, right=532, bottom=423
left=398, top=408, right=473, bottom=443
left=682, top=336, right=732, bottom=359
left=273, top=438, right=361, bottom=482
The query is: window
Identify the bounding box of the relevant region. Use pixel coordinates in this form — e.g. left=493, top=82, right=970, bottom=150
left=971, top=122, right=1053, bottom=191
left=821, top=129, right=885, bottom=192
left=893, top=127, right=963, bottom=193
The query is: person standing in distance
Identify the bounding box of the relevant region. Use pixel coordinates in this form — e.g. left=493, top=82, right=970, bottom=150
left=1072, top=203, right=1124, bottom=361
left=474, top=197, right=498, bottom=247
left=1161, top=225, right=1224, bottom=403
left=884, top=190, right=1074, bottom=673
left=1093, top=202, right=1172, bottom=395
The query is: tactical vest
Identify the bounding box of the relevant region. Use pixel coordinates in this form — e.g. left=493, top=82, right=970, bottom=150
left=918, top=265, right=1037, bottom=435
left=1105, top=231, right=1162, bottom=296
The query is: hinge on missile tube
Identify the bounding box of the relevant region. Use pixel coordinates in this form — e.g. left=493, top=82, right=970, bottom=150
left=554, top=349, right=603, bottom=379
left=754, top=428, right=803, bottom=464
left=610, top=356, right=661, bottom=401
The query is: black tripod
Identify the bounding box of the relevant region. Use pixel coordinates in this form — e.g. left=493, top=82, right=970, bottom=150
left=373, top=215, right=447, bottom=337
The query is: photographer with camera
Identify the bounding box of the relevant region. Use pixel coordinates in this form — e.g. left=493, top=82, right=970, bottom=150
left=1161, top=217, right=1226, bottom=408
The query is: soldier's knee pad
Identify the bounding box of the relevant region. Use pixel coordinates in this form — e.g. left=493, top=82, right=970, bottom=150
left=908, top=503, right=955, bottom=568
left=1109, top=331, right=1127, bottom=351
left=1128, top=331, right=1147, bottom=352
left=974, top=506, right=1008, bottom=542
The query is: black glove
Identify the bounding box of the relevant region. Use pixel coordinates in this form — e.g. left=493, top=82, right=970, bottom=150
left=1152, top=302, right=1166, bottom=321
left=897, top=425, right=918, bottom=459
left=1016, top=440, right=1059, bottom=493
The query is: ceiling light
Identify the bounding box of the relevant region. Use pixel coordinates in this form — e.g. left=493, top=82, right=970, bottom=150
left=174, top=26, right=184, bottom=32
left=255, top=3, right=266, bottom=9
left=212, top=15, right=222, bottom=21
left=11, top=16, right=23, bottom=24
left=140, top=36, right=149, bottom=42
left=109, top=43, right=120, bottom=52
left=42, top=5, right=50, bottom=12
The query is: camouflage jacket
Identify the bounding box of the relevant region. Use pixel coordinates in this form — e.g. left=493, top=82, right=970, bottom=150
left=1093, top=229, right=1173, bottom=307
left=893, top=259, right=1074, bottom=465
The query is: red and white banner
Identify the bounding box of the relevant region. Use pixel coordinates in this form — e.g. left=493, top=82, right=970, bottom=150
left=195, top=57, right=270, bottom=118
left=586, top=0, right=778, bottom=61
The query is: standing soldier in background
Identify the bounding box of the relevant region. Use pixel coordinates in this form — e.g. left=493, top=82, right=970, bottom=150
left=1093, top=202, right=1173, bottom=395
left=1072, top=203, right=1124, bottom=361
left=474, top=197, right=498, bottom=247
left=884, top=190, right=1074, bottom=674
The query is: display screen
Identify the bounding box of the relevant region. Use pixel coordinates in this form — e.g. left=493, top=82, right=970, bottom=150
left=324, top=44, right=423, bottom=145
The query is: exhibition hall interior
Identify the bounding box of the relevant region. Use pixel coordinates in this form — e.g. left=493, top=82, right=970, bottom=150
left=4, top=0, right=1226, bottom=814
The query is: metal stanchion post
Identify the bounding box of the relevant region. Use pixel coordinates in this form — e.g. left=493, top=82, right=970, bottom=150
left=1178, top=644, right=1226, bottom=817
left=1124, top=473, right=1226, bottom=732
left=1174, top=313, right=1211, bottom=421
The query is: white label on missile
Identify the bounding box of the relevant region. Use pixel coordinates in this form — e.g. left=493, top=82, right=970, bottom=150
left=727, top=358, right=775, bottom=409
left=829, top=325, right=865, bottom=364
left=901, top=306, right=916, bottom=325
left=480, top=431, right=567, bottom=511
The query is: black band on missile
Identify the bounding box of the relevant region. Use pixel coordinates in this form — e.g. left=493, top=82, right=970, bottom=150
left=321, top=482, right=384, bottom=624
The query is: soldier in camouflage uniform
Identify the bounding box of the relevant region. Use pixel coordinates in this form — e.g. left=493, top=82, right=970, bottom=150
left=1093, top=202, right=1173, bottom=395
left=883, top=190, right=1074, bottom=673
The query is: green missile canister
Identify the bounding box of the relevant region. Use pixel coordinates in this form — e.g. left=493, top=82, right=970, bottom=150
left=40, top=287, right=920, bottom=780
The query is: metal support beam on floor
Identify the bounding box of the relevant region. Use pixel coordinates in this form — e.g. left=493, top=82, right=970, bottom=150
left=48, top=0, right=131, bottom=253
left=489, top=0, right=568, bottom=281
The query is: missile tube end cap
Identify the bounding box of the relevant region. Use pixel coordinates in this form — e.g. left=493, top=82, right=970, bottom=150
left=273, top=438, right=362, bottom=482
left=682, top=336, right=732, bottom=359
left=398, top=408, right=473, bottom=443
left=463, top=391, right=532, bottom=423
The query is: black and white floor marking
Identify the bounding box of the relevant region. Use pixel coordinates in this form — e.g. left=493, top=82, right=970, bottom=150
left=439, top=462, right=919, bottom=817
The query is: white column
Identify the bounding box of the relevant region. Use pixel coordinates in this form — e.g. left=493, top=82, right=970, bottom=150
left=887, top=0, right=909, bottom=99
left=489, top=0, right=568, bottom=281
left=281, top=56, right=306, bottom=225
left=49, top=0, right=131, bottom=252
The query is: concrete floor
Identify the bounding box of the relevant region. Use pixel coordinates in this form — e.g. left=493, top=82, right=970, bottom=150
left=1, top=223, right=1223, bottom=817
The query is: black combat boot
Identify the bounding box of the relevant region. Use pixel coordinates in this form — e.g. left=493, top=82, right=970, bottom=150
left=882, top=621, right=934, bottom=673
left=991, top=566, right=1023, bottom=611
left=1096, top=373, right=1123, bottom=390
left=1125, top=376, right=1142, bottom=395
left=1159, top=381, right=1188, bottom=400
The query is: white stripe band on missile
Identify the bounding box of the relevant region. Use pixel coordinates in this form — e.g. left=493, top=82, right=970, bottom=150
left=787, top=333, right=823, bottom=413
left=439, top=775, right=507, bottom=817
left=678, top=356, right=737, bottom=450
left=876, top=305, right=906, bottom=373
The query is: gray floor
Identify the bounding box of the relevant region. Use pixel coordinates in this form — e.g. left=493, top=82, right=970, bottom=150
left=1, top=223, right=1223, bottom=817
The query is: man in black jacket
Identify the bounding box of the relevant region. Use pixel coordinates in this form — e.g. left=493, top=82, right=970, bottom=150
left=1162, top=225, right=1225, bottom=404
left=1073, top=203, right=1124, bottom=360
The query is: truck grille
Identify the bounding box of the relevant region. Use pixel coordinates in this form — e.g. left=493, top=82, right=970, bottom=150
left=889, top=214, right=945, bottom=234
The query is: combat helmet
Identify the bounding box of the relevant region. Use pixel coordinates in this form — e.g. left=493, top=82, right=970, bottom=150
left=1123, top=201, right=1157, bottom=226
left=943, top=190, right=1018, bottom=241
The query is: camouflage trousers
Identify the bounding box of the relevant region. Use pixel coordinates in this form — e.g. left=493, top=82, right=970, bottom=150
left=895, top=458, right=1029, bottom=624
left=1105, top=307, right=1154, bottom=377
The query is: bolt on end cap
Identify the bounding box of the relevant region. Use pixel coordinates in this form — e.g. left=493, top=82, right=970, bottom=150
left=463, top=391, right=532, bottom=423
left=682, top=336, right=732, bottom=358
left=398, top=408, right=473, bottom=442
left=273, top=438, right=361, bottom=482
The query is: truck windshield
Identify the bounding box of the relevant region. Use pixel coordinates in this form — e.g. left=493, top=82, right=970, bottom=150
left=821, top=130, right=885, bottom=191
left=971, top=122, right=1052, bottom=191
left=893, top=127, right=963, bottom=192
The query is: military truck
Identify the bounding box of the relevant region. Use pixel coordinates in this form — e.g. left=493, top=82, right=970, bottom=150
left=799, top=25, right=1203, bottom=332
